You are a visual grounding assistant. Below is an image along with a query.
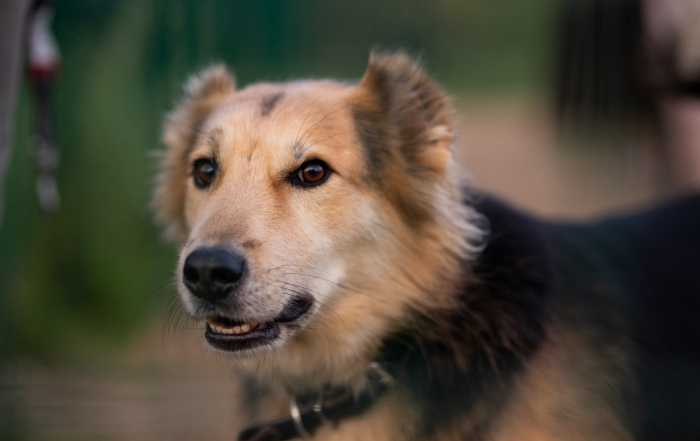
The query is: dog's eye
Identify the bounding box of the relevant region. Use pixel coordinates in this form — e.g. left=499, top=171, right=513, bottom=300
left=193, top=158, right=216, bottom=188
left=296, top=160, right=330, bottom=186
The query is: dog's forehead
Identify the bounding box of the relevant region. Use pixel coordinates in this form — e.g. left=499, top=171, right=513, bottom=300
left=199, top=80, right=357, bottom=164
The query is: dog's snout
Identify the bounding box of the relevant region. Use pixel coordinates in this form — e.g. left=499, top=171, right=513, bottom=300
left=182, top=247, right=246, bottom=302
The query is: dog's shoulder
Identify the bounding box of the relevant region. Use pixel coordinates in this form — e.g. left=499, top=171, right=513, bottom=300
left=377, top=193, right=555, bottom=438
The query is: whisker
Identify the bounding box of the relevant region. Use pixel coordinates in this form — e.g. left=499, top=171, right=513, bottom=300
left=278, top=272, right=364, bottom=295
left=265, top=265, right=370, bottom=297
left=263, top=264, right=337, bottom=277
left=299, top=133, right=342, bottom=156
left=296, top=108, right=332, bottom=147
left=274, top=280, right=339, bottom=303
left=304, top=324, right=322, bottom=342
left=294, top=109, right=314, bottom=146
left=300, top=104, right=351, bottom=147
left=155, top=271, right=178, bottom=280
left=138, top=281, right=178, bottom=315
left=147, top=279, right=178, bottom=297
left=161, top=295, right=181, bottom=339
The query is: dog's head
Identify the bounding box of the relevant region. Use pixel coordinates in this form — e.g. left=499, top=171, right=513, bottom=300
left=153, top=52, right=482, bottom=382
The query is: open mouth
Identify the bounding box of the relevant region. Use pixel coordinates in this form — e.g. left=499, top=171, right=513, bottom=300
left=204, top=295, right=313, bottom=352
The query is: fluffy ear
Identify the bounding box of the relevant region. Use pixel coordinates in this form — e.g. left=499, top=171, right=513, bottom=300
left=357, top=51, right=453, bottom=173
left=153, top=65, right=236, bottom=239
left=352, top=51, right=454, bottom=224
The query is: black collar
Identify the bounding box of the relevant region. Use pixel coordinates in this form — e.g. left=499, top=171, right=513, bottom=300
left=238, top=363, right=395, bottom=441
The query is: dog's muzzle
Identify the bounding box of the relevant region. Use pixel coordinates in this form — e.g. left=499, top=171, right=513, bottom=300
left=181, top=246, right=314, bottom=353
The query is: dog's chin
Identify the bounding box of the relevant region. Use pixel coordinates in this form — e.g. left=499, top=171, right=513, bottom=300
left=202, top=295, right=313, bottom=355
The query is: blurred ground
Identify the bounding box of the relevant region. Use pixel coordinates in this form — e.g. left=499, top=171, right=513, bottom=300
left=9, top=328, right=244, bottom=441
left=456, top=99, right=663, bottom=218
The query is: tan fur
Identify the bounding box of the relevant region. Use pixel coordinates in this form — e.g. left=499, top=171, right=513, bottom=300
left=154, top=64, right=237, bottom=238
left=487, top=326, right=633, bottom=441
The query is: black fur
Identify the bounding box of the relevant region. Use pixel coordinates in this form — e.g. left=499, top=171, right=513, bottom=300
left=260, top=92, right=284, bottom=117
left=351, top=105, right=393, bottom=184
left=379, top=193, right=700, bottom=440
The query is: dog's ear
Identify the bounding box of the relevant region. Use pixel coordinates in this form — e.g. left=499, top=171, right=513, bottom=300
left=356, top=51, right=453, bottom=174
left=153, top=65, right=236, bottom=239
left=352, top=51, right=454, bottom=225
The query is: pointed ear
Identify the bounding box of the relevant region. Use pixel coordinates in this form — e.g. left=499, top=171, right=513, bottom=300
left=355, top=51, right=453, bottom=175
left=351, top=51, right=454, bottom=226
left=153, top=64, right=236, bottom=239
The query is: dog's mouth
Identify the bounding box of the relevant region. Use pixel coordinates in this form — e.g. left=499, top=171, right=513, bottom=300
left=204, top=295, right=313, bottom=352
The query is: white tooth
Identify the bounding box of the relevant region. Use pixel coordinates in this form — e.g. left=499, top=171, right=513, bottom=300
left=240, top=323, right=251, bottom=333
left=232, top=325, right=241, bottom=334
left=224, top=328, right=233, bottom=334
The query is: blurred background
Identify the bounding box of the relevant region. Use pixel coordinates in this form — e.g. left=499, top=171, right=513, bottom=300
left=1, top=0, right=699, bottom=439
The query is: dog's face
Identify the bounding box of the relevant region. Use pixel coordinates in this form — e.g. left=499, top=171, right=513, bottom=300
left=174, top=79, right=382, bottom=357
left=154, top=53, right=478, bottom=378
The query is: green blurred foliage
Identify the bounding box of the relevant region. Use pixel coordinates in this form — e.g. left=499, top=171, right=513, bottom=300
left=0, top=0, right=557, bottom=359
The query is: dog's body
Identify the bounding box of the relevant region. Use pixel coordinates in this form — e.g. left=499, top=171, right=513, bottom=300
left=153, top=52, right=700, bottom=441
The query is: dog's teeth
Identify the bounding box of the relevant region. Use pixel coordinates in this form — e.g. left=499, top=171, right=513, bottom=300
left=208, top=319, right=259, bottom=335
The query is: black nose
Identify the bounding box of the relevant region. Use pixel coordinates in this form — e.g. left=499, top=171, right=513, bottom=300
left=182, top=247, right=246, bottom=302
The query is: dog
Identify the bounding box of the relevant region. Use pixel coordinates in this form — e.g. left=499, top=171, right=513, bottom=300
left=153, top=51, right=700, bottom=441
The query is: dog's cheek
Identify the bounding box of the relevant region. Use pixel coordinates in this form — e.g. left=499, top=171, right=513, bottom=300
left=272, top=191, right=359, bottom=287
left=319, top=199, right=383, bottom=282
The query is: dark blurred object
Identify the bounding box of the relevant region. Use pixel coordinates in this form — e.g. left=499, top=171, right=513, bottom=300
left=644, top=0, right=700, bottom=189
left=644, top=0, right=700, bottom=96
left=0, top=0, right=32, bottom=439
left=0, top=0, right=31, bottom=226
left=555, top=0, right=649, bottom=130
left=555, top=0, right=700, bottom=190
left=27, top=0, right=61, bottom=213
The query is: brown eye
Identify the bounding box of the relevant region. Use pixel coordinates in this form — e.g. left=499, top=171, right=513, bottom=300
left=297, top=161, right=329, bottom=185
left=193, top=159, right=216, bottom=188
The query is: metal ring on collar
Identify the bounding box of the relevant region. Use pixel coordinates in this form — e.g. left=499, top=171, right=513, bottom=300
left=368, top=362, right=395, bottom=387
left=289, top=396, right=311, bottom=439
